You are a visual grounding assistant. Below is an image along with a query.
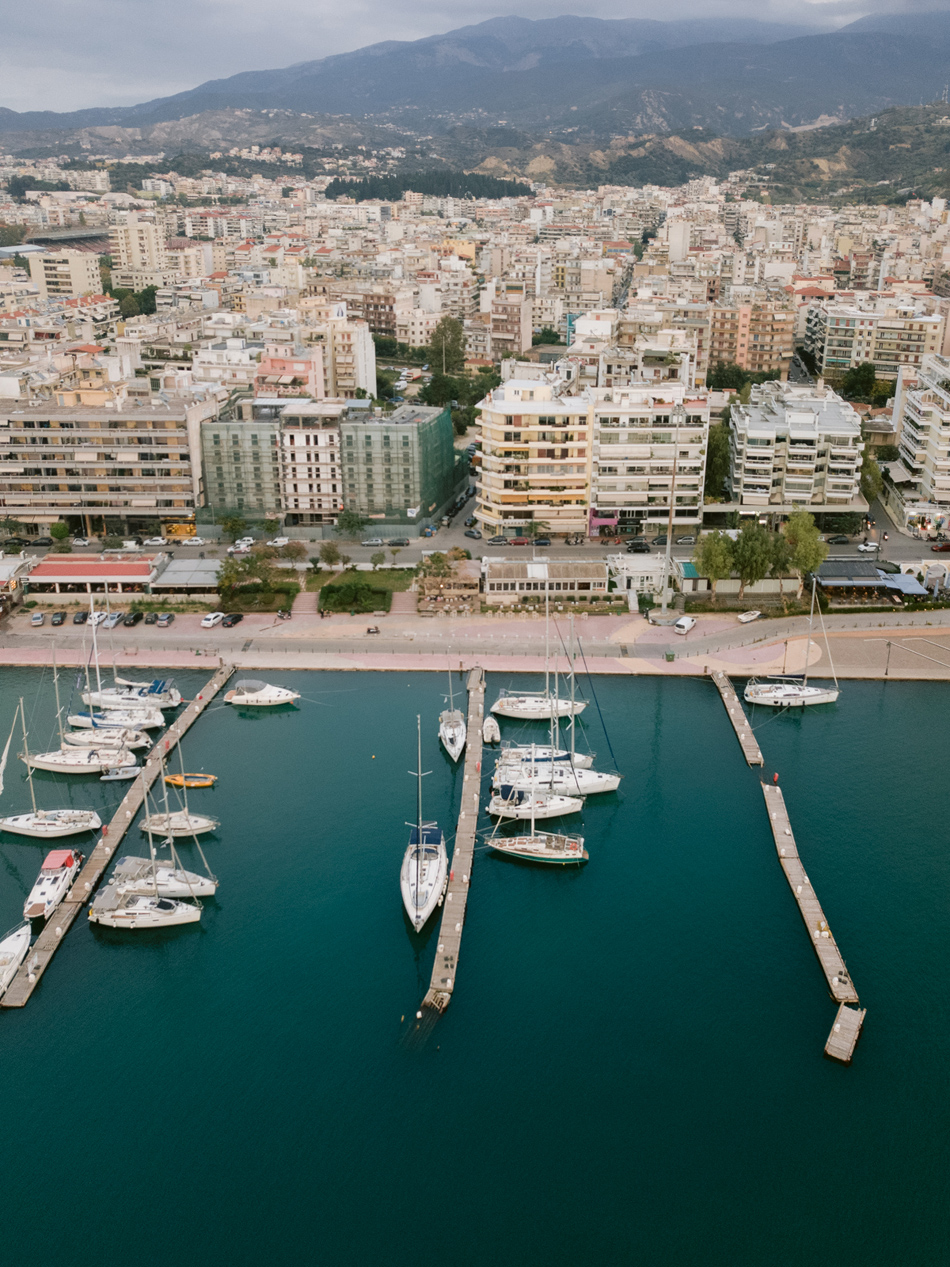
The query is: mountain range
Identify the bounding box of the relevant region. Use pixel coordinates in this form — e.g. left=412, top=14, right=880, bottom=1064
left=5, top=12, right=950, bottom=142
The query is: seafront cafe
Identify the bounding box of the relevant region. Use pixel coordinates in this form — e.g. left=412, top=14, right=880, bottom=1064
left=814, top=559, right=928, bottom=603
left=22, top=553, right=166, bottom=596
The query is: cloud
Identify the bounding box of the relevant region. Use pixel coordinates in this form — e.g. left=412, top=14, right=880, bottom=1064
left=0, top=0, right=945, bottom=113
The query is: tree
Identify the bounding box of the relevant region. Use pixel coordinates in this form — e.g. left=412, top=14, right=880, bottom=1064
left=419, top=551, right=451, bottom=577
left=280, top=540, right=308, bottom=561
left=50, top=522, right=70, bottom=542
left=370, top=551, right=386, bottom=570
left=693, top=532, right=734, bottom=599
left=841, top=362, right=877, bottom=401
left=319, top=540, right=341, bottom=568
left=263, top=518, right=280, bottom=534
left=532, top=326, right=563, bottom=346
left=731, top=522, right=774, bottom=598
left=221, top=516, right=247, bottom=542
left=784, top=509, right=828, bottom=599
left=119, top=294, right=140, bottom=319
left=335, top=508, right=366, bottom=538
left=389, top=547, right=402, bottom=566
left=769, top=532, right=793, bottom=598
left=523, top=520, right=551, bottom=539
left=704, top=423, right=731, bottom=502
left=0, top=515, right=24, bottom=536
left=860, top=448, right=883, bottom=505
left=875, top=444, right=900, bottom=463
left=707, top=361, right=748, bottom=391
left=428, top=316, right=466, bottom=374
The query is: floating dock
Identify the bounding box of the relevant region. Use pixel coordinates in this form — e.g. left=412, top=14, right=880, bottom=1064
left=761, top=782, right=859, bottom=1005
left=710, top=671, right=763, bottom=766
left=2, top=663, right=233, bottom=1008
left=824, top=1003, right=867, bottom=1063
left=422, top=666, right=484, bottom=1014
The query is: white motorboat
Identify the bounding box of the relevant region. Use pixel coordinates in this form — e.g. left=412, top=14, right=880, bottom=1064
left=0, top=924, right=31, bottom=997
left=25, top=746, right=136, bottom=775
left=491, top=691, right=584, bottom=721
left=499, top=743, right=594, bottom=770
left=63, top=727, right=150, bottom=750
left=24, top=848, right=83, bottom=920
left=88, top=891, right=201, bottom=929
left=110, top=855, right=217, bottom=899
left=223, top=679, right=300, bottom=707
left=69, top=709, right=164, bottom=730
left=438, top=672, right=467, bottom=763
left=400, top=717, right=447, bottom=932
left=0, top=809, right=102, bottom=838
left=492, top=761, right=621, bottom=795
left=744, top=578, right=840, bottom=709
left=139, top=810, right=218, bottom=837
left=489, top=832, right=588, bottom=865
left=488, top=785, right=584, bottom=819
left=483, top=716, right=501, bottom=745
left=82, top=679, right=181, bottom=710
left=100, top=764, right=139, bottom=782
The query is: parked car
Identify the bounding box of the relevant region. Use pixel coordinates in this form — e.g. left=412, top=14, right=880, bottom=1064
left=30, top=611, right=45, bottom=626
left=90, top=611, right=107, bottom=626
left=156, top=612, right=175, bottom=627
left=200, top=612, right=224, bottom=628
left=227, top=545, right=251, bottom=556
left=737, top=610, right=762, bottom=624
left=509, top=537, right=530, bottom=546
left=827, top=535, right=851, bottom=545
left=266, top=537, right=290, bottom=547
left=122, top=611, right=144, bottom=627
left=72, top=610, right=88, bottom=625
left=674, top=535, right=696, bottom=546
left=144, top=612, right=159, bottom=624
left=142, top=537, right=167, bottom=547
left=72, top=537, right=90, bottom=547
left=857, top=541, right=880, bottom=552
left=32, top=537, right=54, bottom=547
left=1, top=537, right=28, bottom=549
left=222, top=613, right=244, bottom=627
left=235, top=537, right=255, bottom=547
left=50, top=611, right=67, bottom=626
left=533, top=537, right=551, bottom=547
left=672, top=616, right=697, bottom=635
left=464, top=516, right=477, bottom=528
left=387, top=537, right=410, bottom=547
left=487, top=535, right=509, bottom=546
left=626, top=540, right=650, bottom=554
left=464, top=528, right=482, bottom=539
left=103, top=612, right=123, bottom=629
left=931, top=542, right=950, bottom=552
left=179, top=537, right=207, bottom=547
left=651, top=535, right=668, bottom=546
left=360, top=538, right=385, bottom=548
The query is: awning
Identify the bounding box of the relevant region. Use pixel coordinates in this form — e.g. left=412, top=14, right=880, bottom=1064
left=882, top=461, right=915, bottom=484
left=15, top=513, right=61, bottom=524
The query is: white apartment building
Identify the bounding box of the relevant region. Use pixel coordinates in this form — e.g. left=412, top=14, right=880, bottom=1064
left=728, top=381, right=865, bottom=512
left=110, top=213, right=173, bottom=289
left=889, top=354, right=950, bottom=529
left=191, top=339, right=265, bottom=389
left=28, top=251, right=101, bottom=300
left=805, top=300, right=944, bottom=382
left=278, top=400, right=346, bottom=525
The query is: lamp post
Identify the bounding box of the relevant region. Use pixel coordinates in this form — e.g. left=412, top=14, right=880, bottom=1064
left=660, top=403, right=685, bottom=617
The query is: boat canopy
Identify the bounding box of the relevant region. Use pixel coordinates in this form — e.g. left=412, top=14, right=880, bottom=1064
left=233, top=679, right=267, bottom=692
left=409, top=824, right=443, bottom=847
left=43, top=850, right=75, bottom=869
left=497, top=786, right=528, bottom=805
left=145, top=679, right=171, bottom=695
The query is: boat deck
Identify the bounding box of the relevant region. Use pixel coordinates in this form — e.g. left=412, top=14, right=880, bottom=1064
left=710, top=671, right=764, bottom=766
left=2, top=663, right=233, bottom=1008
left=423, top=667, right=484, bottom=1014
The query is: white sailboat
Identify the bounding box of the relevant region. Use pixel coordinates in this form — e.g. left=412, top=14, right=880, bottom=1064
left=88, top=892, right=202, bottom=929
left=24, top=847, right=83, bottom=920
left=0, top=924, right=31, bottom=998
left=141, top=745, right=218, bottom=837
left=399, top=716, right=447, bottom=932
left=26, top=745, right=136, bottom=775
left=488, top=784, right=584, bottom=819
left=82, top=679, right=181, bottom=710
left=499, top=743, right=594, bottom=770
left=223, top=679, right=301, bottom=707
left=69, top=708, right=164, bottom=730
left=488, top=776, right=587, bottom=866
left=438, top=673, right=467, bottom=763
left=493, top=758, right=621, bottom=796
left=114, top=769, right=217, bottom=898
left=0, top=700, right=102, bottom=838
left=63, top=727, right=150, bottom=750
left=744, top=578, right=840, bottom=708
left=490, top=592, right=587, bottom=720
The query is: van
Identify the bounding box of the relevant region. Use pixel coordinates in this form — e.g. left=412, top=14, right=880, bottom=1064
left=672, top=617, right=697, bottom=636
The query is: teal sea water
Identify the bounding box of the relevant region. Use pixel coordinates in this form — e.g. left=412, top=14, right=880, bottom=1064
left=0, top=665, right=948, bottom=1266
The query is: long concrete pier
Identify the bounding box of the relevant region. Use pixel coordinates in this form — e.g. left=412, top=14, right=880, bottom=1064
left=422, top=666, right=484, bottom=1014
left=2, top=663, right=233, bottom=1008
left=710, top=671, right=764, bottom=766
left=761, top=783, right=859, bottom=1005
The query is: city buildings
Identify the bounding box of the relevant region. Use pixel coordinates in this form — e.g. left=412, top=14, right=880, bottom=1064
left=203, top=402, right=283, bottom=519
left=887, top=354, right=950, bottom=531
left=805, top=299, right=944, bottom=382
left=28, top=251, right=101, bottom=300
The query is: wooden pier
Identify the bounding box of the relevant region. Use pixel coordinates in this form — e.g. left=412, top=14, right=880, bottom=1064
left=422, top=666, right=484, bottom=1014
left=761, top=783, right=859, bottom=1005
left=824, top=1004, right=867, bottom=1063
left=710, top=671, right=763, bottom=766
left=2, top=663, right=233, bottom=1008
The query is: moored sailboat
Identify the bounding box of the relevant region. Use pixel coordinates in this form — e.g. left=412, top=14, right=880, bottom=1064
left=438, top=672, right=467, bottom=762
left=0, top=924, right=31, bottom=998
left=0, top=701, right=102, bottom=838
left=399, top=716, right=447, bottom=932
left=744, top=578, right=840, bottom=708
left=488, top=785, right=584, bottom=820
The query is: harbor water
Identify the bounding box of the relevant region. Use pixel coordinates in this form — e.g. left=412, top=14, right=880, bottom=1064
left=0, top=666, right=947, bottom=1266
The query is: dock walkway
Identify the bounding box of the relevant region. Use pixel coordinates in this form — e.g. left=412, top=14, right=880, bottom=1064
left=422, top=666, right=484, bottom=1013
left=710, top=672, right=763, bottom=766
left=761, top=783, right=859, bottom=1005
left=2, top=663, right=233, bottom=1008
left=825, top=1004, right=867, bottom=1063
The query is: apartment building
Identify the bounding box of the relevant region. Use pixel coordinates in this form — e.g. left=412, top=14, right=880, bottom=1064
left=278, top=400, right=347, bottom=526
left=192, top=339, right=264, bottom=389
left=202, top=404, right=282, bottom=517
left=490, top=284, right=533, bottom=358
left=254, top=343, right=325, bottom=399
left=0, top=398, right=215, bottom=536
left=890, top=354, right=950, bottom=527
left=728, top=381, right=865, bottom=512
left=805, top=300, right=944, bottom=382
left=28, top=251, right=101, bottom=300
left=709, top=302, right=794, bottom=377
left=340, top=404, right=460, bottom=528
left=110, top=213, right=172, bottom=289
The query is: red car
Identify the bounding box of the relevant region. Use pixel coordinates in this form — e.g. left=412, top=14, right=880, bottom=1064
left=508, top=537, right=530, bottom=546
left=931, top=542, right=950, bottom=552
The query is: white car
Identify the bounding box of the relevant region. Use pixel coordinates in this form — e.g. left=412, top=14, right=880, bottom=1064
left=672, top=616, right=697, bottom=635
left=200, top=612, right=224, bottom=628
left=235, top=537, right=255, bottom=547
left=227, top=545, right=251, bottom=556
left=181, top=537, right=207, bottom=547
left=90, top=611, right=108, bottom=626
left=857, top=541, right=880, bottom=552
left=266, top=537, right=290, bottom=547
left=72, top=537, right=90, bottom=547
left=142, top=537, right=167, bottom=547
left=737, top=610, right=762, bottom=624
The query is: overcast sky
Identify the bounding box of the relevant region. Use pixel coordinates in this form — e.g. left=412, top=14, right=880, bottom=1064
left=0, top=0, right=944, bottom=114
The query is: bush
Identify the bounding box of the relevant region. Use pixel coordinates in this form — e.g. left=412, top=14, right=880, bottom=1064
left=319, top=580, right=391, bottom=614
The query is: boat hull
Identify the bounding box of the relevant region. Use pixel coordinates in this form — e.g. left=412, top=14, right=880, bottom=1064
left=0, top=925, right=31, bottom=997
left=439, top=711, right=467, bottom=763
left=744, top=683, right=839, bottom=708
left=488, top=793, right=584, bottom=819
left=489, top=834, right=588, bottom=865
left=89, top=896, right=201, bottom=928
left=399, top=833, right=447, bottom=932
left=69, top=709, right=164, bottom=730
left=25, top=749, right=136, bottom=775
left=140, top=812, right=219, bottom=837
left=500, top=744, right=594, bottom=770
left=493, top=765, right=621, bottom=795
left=0, top=810, right=101, bottom=838
left=491, top=695, right=587, bottom=720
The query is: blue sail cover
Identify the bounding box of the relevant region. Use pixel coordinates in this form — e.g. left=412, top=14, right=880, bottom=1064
left=498, top=786, right=527, bottom=805
left=409, top=823, right=443, bottom=847
left=146, top=679, right=169, bottom=695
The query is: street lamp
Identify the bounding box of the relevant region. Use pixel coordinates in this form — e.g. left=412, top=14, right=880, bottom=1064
left=660, top=403, right=686, bottom=616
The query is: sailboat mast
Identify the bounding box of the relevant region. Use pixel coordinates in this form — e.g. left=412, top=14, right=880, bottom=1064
left=143, top=764, right=158, bottom=895
left=815, top=577, right=838, bottom=691
left=415, top=715, right=422, bottom=914
left=52, top=642, right=64, bottom=744
left=805, top=578, right=817, bottom=688
left=569, top=614, right=577, bottom=768
left=90, top=595, right=103, bottom=698
left=19, top=697, right=36, bottom=814
left=544, top=589, right=550, bottom=699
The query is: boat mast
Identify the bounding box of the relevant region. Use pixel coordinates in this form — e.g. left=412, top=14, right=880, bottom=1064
left=143, top=763, right=159, bottom=896
left=51, top=642, right=64, bottom=745
left=90, top=594, right=103, bottom=699
left=569, top=613, right=577, bottom=769
left=544, top=588, right=550, bottom=700
left=805, top=577, right=817, bottom=688
left=415, top=715, right=422, bottom=919
left=815, top=577, right=839, bottom=692
left=19, top=697, right=36, bottom=815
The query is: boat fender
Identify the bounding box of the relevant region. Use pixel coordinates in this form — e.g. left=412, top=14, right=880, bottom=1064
left=416, top=1011, right=422, bottom=1020
left=476, top=761, right=480, bottom=772
left=773, top=772, right=779, bottom=784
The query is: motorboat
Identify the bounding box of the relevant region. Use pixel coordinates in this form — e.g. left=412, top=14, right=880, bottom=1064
left=492, top=761, right=621, bottom=795
left=69, top=708, right=164, bottom=730
left=490, top=690, right=585, bottom=721
left=488, top=785, right=584, bottom=819
left=25, top=746, right=136, bottom=775
left=63, top=727, right=150, bottom=751
left=223, top=679, right=300, bottom=707
left=499, top=743, right=594, bottom=770
left=0, top=924, right=31, bottom=998
left=399, top=717, right=447, bottom=932
left=483, top=716, right=501, bottom=745
left=82, top=679, right=181, bottom=710
left=140, top=810, right=219, bottom=837
left=109, top=855, right=217, bottom=899
left=438, top=672, right=467, bottom=763
left=100, top=764, right=140, bottom=782
left=88, top=891, right=201, bottom=929
left=165, top=773, right=217, bottom=789
left=0, top=809, right=102, bottom=838
left=489, top=832, right=588, bottom=865
left=744, top=578, right=839, bottom=709
left=24, top=848, right=83, bottom=920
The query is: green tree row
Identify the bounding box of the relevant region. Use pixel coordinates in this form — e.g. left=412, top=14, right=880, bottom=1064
left=693, top=511, right=828, bottom=599
left=324, top=170, right=532, bottom=203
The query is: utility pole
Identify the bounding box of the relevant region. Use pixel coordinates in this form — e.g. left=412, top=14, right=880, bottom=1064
left=660, top=403, right=685, bottom=616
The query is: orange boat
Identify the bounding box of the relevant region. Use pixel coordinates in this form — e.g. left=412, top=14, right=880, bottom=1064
left=164, top=773, right=217, bottom=789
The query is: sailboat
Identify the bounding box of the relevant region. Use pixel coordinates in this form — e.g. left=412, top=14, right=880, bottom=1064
left=491, top=592, right=587, bottom=720
left=63, top=727, right=150, bottom=750
left=28, top=651, right=138, bottom=774
left=438, top=672, right=467, bottom=762
left=113, top=768, right=217, bottom=897
left=69, top=708, right=164, bottom=730
left=82, top=678, right=181, bottom=711
left=0, top=924, right=31, bottom=999
left=488, top=784, right=585, bottom=819
left=488, top=775, right=588, bottom=866
left=0, top=700, right=102, bottom=838
left=399, top=716, right=447, bottom=932
left=141, top=744, right=218, bottom=837
left=744, top=578, right=840, bottom=708
left=499, top=627, right=594, bottom=765
left=24, top=848, right=83, bottom=920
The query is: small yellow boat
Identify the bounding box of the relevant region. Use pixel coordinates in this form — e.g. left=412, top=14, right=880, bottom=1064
left=164, top=773, right=217, bottom=789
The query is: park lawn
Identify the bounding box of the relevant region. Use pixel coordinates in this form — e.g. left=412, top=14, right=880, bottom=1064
left=318, top=578, right=392, bottom=614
